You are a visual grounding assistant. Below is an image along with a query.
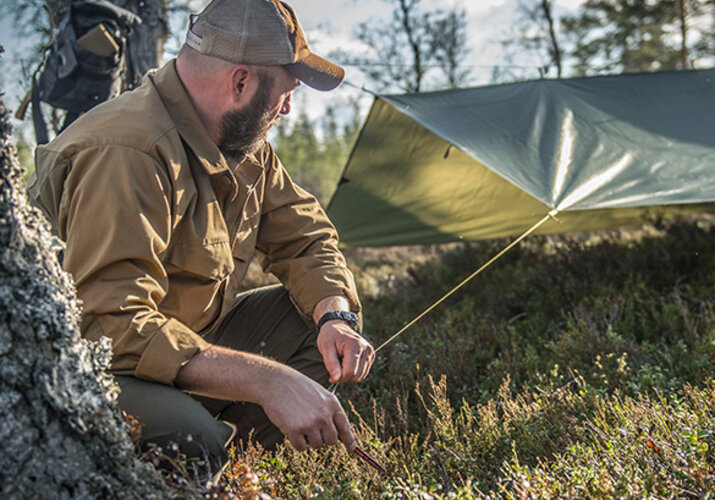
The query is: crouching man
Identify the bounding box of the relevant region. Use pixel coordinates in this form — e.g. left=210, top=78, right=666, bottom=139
left=29, top=0, right=374, bottom=476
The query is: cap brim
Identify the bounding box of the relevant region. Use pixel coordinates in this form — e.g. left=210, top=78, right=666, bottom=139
left=285, top=53, right=345, bottom=91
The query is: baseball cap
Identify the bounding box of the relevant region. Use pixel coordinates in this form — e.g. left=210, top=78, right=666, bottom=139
left=185, top=0, right=345, bottom=91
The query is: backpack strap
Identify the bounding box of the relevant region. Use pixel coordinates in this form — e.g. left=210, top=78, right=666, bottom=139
left=31, top=75, right=50, bottom=146
left=55, top=9, right=78, bottom=79
left=31, top=6, right=76, bottom=145
left=61, top=111, right=80, bottom=132
left=124, top=34, right=144, bottom=89
left=76, top=0, right=142, bottom=29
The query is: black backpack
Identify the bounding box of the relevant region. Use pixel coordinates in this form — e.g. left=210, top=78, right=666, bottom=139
left=29, top=0, right=142, bottom=144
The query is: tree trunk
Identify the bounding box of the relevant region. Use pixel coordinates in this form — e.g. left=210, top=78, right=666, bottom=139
left=677, top=0, right=689, bottom=69
left=540, top=0, right=563, bottom=78
left=116, top=0, right=170, bottom=76
left=0, top=98, right=172, bottom=498
left=401, top=0, right=423, bottom=92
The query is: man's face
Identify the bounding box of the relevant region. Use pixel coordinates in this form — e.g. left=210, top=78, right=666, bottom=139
left=217, top=67, right=300, bottom=163
left=217, top=71, right=276, bottom=162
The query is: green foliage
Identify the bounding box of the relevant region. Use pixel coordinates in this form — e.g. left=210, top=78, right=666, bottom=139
left=561, top=0, right=714, bottom=75
left=496, top=381, right=715, bottom=497
left=506, top=0, right=714, bottom=82
left=562, top=0, right=678, bottom=74
left=273, top=100, right=363, bottom=205
left=228, top=218, right=714, bottom=498
left=14, top=131, right=34, bottom=178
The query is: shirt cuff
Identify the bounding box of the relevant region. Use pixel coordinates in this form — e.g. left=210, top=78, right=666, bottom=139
left=134, top=318, right=211, bottom=385
left=289, top=266, right=362, bottom=323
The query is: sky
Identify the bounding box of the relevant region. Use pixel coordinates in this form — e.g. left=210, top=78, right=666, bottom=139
left=177, top=0, right=586, bottom=130
left=0, top=0, right=586, bottom=139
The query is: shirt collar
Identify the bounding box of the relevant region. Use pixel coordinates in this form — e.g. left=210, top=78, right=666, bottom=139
left=149, top=60, right=231, bottom=175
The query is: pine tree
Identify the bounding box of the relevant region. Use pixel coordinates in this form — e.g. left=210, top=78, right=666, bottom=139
left=561, top=0, right=713, bottom=75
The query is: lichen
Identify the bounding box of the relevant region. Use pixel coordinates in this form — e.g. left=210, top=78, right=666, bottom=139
left=0, top=99, right=172, bottom=499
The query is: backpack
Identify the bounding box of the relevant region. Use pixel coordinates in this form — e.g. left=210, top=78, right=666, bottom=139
left=27, top=0, right=142, bottom=145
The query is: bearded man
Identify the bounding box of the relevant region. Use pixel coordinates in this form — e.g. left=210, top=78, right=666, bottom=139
left=29, top=0, right=374, bottom=476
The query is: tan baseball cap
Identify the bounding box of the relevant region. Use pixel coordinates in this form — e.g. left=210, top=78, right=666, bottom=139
left=185, top=0, right=345, bottom=91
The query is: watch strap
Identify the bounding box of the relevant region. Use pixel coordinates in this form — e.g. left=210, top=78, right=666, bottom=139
left=317, top=310, right=361, bottom=333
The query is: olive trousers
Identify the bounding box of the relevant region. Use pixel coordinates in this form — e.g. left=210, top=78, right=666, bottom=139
left=116, top=285, right=328, bottom=476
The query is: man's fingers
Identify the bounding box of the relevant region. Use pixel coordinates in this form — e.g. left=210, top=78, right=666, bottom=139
left=288, top=433, right=308, bottom=452
left=321, top=423, right=338, bottom=446
left=318, top=323, right=375, bottom=384
left=344, top=340, right=374, bottom=383
left=322, top=343, right=342, bottom=383
left=305, top=429, right=324, bottom=449
left=357, top=347, right=374, bottom=382
left=334, top=408, right=355, bottom=451
left=340, top=345, right=361, bottom=383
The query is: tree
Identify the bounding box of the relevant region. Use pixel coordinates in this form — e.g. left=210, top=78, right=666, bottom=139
left=340, top=98, right=365, bottom=152
left=275, top=110, right=322, bottom=196
left=272, top=96, right=366, bottom=205
left=502, top=0, right=564, bottom=80
left=0, top=95, right=172, bottom=500
left=674, top=0, right=715, bottom=68
left=428, top=9, right=472, bottom=88
left=338, top=0, right=470, bottom=92
left=507, top=0, right=714, bottom=79
left=561, top=0, right=713, bottom=75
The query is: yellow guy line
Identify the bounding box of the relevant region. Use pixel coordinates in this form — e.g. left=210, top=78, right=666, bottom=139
left=375, top=209, right=560, bottom=353
left=329, top=209, right=560, bottom=394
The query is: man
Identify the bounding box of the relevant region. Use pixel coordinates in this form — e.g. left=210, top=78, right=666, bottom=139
left=28, top=0, right=374, bottom=475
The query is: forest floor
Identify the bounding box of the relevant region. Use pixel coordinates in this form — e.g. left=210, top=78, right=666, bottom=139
left=174, top=216, right=715, bottom=499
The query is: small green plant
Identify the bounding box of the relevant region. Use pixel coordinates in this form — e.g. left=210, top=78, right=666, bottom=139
left=214, top=218, right=714, bottom=498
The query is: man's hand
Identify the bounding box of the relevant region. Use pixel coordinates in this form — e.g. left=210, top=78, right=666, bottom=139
left=260, top=366, right=355, bottom=451
left=313, top=295, right=375, bottom=384
left=317, top=321, right=374, bottom=384
left=176, top=345, right=355, bottom=452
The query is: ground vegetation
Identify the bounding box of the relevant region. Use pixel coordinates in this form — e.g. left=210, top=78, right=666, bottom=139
left=232, top=218, right=715, bottom=498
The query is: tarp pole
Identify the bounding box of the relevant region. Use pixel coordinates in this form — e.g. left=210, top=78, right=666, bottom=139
left=375, top=209, right=560, bottom=353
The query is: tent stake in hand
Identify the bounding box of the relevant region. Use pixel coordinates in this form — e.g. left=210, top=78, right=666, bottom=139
left=353, top=446, right=386, bottom=474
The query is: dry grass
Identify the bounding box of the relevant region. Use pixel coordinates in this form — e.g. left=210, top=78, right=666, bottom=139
left=170, top=217, right=714, bottom=498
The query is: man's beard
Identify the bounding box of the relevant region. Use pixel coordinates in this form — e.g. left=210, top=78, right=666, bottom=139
left=218, top=72, right=277, bottom=164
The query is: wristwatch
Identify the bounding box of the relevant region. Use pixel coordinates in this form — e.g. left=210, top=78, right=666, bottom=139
left=317, top=310, right=361, bottom=334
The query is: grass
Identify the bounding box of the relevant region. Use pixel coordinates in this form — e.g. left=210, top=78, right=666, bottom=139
left=201, top=217, right=715, bottom=498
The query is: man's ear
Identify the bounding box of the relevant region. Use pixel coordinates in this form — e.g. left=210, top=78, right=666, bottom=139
left=230, top=65, right=251, bottom=103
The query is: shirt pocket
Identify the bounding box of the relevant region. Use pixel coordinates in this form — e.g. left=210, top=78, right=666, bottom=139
left=167, top=194, right=236, bottom=281
left=166, top=239, right=235, bottom=281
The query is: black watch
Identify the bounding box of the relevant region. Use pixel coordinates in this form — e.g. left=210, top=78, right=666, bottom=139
left=317, top=310, right=361, bottom=334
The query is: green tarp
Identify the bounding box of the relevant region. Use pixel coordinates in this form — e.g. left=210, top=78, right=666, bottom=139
left=327, top=69, right=715, bottom=247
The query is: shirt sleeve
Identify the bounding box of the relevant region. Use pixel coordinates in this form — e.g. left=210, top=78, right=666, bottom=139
left=59, top=145, right=210, bottom=385
left=255, top=147, right=361, bottom=322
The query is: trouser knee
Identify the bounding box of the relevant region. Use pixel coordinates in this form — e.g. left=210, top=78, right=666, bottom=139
left=116, top=376, right=235, bottom=478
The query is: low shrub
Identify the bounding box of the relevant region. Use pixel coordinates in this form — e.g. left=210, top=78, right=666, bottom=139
left=222, top=218, right=714, bottom=498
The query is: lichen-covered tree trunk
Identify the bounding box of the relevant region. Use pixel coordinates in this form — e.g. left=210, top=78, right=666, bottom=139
left=0, top=100, right=171, bottom=498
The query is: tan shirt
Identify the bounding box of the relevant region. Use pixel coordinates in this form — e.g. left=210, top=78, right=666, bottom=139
left=28, top=60, right=360, bottom=386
